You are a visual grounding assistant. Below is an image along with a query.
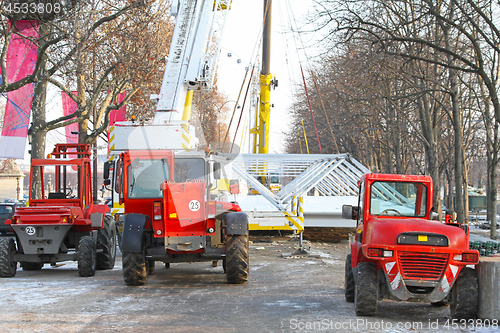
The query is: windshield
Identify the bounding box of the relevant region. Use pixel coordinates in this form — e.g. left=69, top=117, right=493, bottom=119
left=127, top=158, right=171, bottom=199
left=174, top=158, right=205, bottom=182
left=370, top=181, right=427, bottom=217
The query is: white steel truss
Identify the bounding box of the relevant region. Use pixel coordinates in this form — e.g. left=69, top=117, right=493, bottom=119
left=231, top=153, right=371, bottom=211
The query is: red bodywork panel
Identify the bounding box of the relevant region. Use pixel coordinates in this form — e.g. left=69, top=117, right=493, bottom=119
left=351, top=173, right=478, bottom=268
left=10, top=204, right=109, bottom=232
left=162, top=181, right=206, bottom=237
left=365, top=218, right=469, bottom=250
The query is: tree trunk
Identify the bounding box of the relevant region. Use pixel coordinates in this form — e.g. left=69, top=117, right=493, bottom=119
left=450, top=69, right=465, bottom=224
left=441, top=10, right=465, bottom=224
left=463, top=155, right=469, bottom=219
left=447, top=169, right=454, bottom=211
left=415, top=74, right=443, bottom=221
left=29, top=23, right=50, bottom=200
left=489, top=121, right=498, bottom=239
left=488, top=159, right=498, bottom=239
left=481, top=78, right=497, bottom=239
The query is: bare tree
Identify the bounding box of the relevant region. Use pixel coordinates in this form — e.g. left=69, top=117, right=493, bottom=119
left=307, top=0, right=499, bottom=227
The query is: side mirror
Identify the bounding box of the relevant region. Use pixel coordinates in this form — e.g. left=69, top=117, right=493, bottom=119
left=103, top=179, right=111, bottom=186
left=103, top=161, right=110, bottom=179
left=214, top=162, right=221, bottom=180
left=342, top=205, right=353, bottom=219
left=342, top=205, right=359, bottom=220
left=229, top=179, right=240, bottom=194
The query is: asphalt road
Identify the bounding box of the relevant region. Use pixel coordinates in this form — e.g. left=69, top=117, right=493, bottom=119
left=0, top=237, right=493, bottom=333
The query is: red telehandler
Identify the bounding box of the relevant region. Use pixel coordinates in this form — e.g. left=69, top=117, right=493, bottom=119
left=106, top=149, right=249, bottom=286
left=343, top=173, right=479, bottom=319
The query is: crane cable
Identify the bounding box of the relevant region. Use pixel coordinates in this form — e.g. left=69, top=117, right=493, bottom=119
left=222, top=2, right=267, bottom=150
left=300, top=64, right=322, bottom=153
left=284, top=0, right=338, bottom=153
left=231, top=65, right=256, bottom=152
left=277, top=0, right=309, bottom=154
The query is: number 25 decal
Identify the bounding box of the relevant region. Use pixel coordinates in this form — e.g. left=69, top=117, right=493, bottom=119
left=25, top=226, right=36, bottom=236
left=189, top=200, right=200, bottom=212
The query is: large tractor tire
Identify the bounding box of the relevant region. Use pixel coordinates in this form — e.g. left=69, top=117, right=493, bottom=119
left=355, top=262, right=378, bottom=316
left=225, top=234, right=249, bottom=284
left=21, top=262, right=43, bottom=271
left=123, top=251, right=148, bottom=286
left=0, top=237, right=17, bottom=277
left=450, top=267, right=478, bottom=319
left=345, top=254, right=355, bottom=302
left=96, top=216, right=117, bottom=270
left=77, top=236, right=96, bottom=277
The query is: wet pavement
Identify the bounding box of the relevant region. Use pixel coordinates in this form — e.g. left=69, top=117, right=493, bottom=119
left=0, top=237, right=495, bottom=332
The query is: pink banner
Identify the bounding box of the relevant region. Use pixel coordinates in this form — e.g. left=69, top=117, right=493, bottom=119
left=109, top=91, right=127, bottom=126
left=61, top=91, right=78, bottom=144
left=0, top=20, right=39, bottom=158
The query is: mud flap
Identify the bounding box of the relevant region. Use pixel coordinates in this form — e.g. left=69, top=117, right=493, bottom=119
left=224, top=212, right=249, bottom=236
left=121, top=214, right=148, bottom=253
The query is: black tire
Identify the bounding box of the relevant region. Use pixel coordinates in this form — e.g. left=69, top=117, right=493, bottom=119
left=0, top=237, right=17, bottom=277
left=96, top=216, right=117, bottom=270
left=450, top=267, right=478, bottom=319
left=222, top=259, right=226, bottom=273
left=225, top=235, right=249, bottom=284
left=122, top=252, right=148, bottom=286
left=355, top=262, right=378, bottom=316
left=148, top=261, right=155, bottom=275
left=21, top=262, right=43, bottom=271
left=345, top=254, right=355, bottom=302
left=77, top=236, right=96, bottom=277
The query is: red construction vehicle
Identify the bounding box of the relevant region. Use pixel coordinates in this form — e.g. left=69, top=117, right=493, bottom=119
left=0, top=143, right=116, bottom=277
left=343, top=173, right=479, bottom=319
left=106, top=149, right=248, bottom=286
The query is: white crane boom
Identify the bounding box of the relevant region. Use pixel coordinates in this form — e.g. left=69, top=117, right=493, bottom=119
left=154, top=0, right=231, bottom=124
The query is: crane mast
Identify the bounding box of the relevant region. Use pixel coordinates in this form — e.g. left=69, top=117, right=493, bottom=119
left=254, top=0, right=276, bottom=154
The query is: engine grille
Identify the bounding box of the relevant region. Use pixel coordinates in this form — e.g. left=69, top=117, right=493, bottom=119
left=398, top=252, right=448, bottom=281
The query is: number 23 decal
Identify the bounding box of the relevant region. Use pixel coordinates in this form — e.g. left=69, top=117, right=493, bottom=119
left=189, top=200, right=200, bottom=211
